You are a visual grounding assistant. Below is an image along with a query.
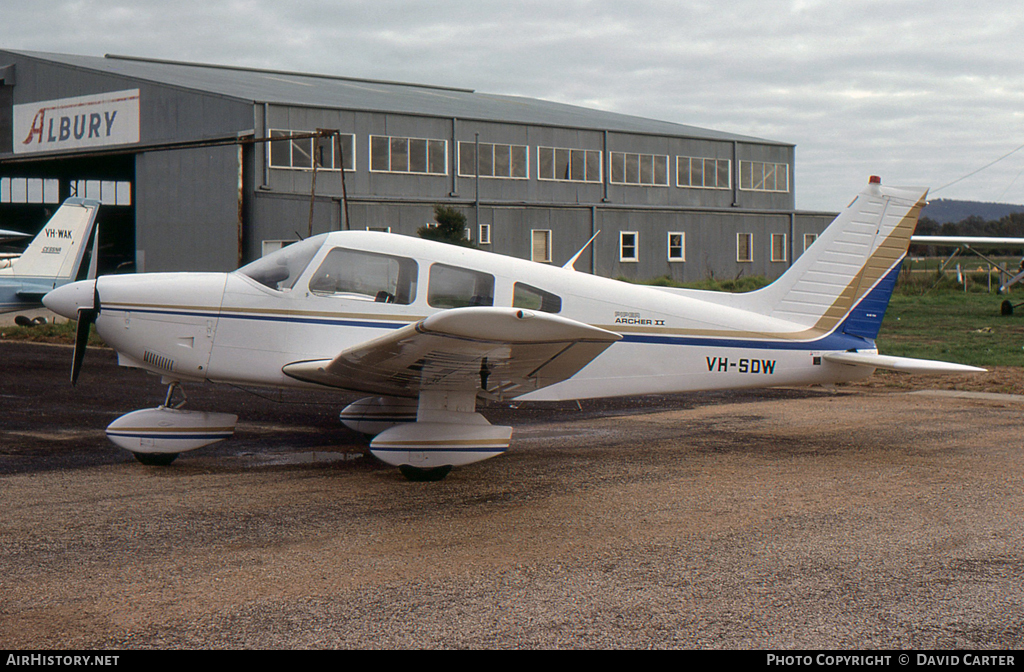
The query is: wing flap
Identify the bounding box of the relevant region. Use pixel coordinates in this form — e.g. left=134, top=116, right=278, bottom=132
left=283, top=307, right=621, bottom=398
left=823, top=351, right=985, bottom=374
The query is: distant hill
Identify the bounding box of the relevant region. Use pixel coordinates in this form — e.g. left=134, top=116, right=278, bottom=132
left=921, top=199, right=1024, bottom=224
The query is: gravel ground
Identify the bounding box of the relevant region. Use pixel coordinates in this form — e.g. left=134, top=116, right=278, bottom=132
left=1, top=341, right=1023, bottom=649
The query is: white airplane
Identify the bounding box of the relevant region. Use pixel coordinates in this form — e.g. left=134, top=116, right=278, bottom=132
left=43, top=177, right=982, bottom=480
left=909, top=234, right=1024, bottom=294
left=0, top=198, right=100, bottom=314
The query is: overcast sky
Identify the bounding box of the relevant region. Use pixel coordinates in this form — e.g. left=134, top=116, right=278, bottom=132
left=3, top=0, right=1023, bottom=211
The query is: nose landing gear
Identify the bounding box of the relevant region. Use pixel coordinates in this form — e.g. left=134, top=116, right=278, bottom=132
left=105, top=381, right=238, bottom=466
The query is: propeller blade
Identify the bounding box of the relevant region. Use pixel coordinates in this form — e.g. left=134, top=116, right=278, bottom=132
left=70, top=284, right=101, bottom=386
left=71, top=309, right=96, bottom=386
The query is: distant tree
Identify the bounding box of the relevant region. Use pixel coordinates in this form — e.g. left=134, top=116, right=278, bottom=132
left=913, top=216, right=939, bottom=236
left=417, top=205, right=474, bottom=247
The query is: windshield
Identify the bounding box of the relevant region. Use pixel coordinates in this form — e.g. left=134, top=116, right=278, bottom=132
left=236, top=235, right=325, bottom=291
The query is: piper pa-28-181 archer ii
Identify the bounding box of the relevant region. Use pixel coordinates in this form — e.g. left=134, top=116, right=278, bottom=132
left=1, top=198, right=100, bottom=314
left=44, top=177, right=982, bottom=481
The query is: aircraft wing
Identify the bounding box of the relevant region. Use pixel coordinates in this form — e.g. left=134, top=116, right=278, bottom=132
left=282, top=306, right=622, bottom=399
left=0, top=228, right=30, bottom=243
left=823, top=351, right=985, bottom=374
left=910, top=236, right=1024, bottom=247
left=15, top=288, right=50, bottom=302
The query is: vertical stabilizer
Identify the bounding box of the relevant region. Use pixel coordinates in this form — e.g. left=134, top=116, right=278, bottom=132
left=747, top=177, right=926, bottom=337
left=4, top=198, right=100, bottom=280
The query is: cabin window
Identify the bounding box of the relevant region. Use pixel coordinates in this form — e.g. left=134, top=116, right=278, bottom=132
left=677, top=157, right=731, bottom=189
left=427, top=264, right=494, bottom=308
left=609, top=152, right=669, bottom=186
left=513, top=282, right=562, bottom=314
left=737, top=233, right=753, bottom=262
left=531, top=229, right=552, bottom=263
left=771, top=233, right=787, bottom=262
left=308, top=248, right=418, bottom=304
left=237, top=235, right=324, bottom=291
left=620, top=232, right=638, bottom=262
left=668, top=232, right=685, bottom=261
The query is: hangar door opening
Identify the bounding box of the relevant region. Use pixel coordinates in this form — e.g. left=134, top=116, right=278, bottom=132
left=0, top=153, right=135, bottom=275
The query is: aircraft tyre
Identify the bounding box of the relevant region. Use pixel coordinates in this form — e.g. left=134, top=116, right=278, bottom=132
left=131, top=452, right=179, bottom=466
left=399, top=464, right=452, bottom=482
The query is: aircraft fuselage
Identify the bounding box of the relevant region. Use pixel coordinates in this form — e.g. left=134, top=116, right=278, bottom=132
left=84, top=231, right=877, bottom=402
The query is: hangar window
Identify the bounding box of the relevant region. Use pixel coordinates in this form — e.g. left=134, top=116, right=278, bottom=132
left=739, top=161, right=790, bottom=192
left=620, top=232, right=638, bottom=262
left=531, top=229, right=552, bottom=263
left=513, top=282, right=561, bottom=314
left=427, top=264, right=494, bottom=308
left=370, top=136, right=447, bottom=175
left=668, top=232, right=685, bottom=261
left=803, top=233, right=818, bottom=252
left=1, top=177, right=60, bottom=204
left=69, top=180, right=132, bottom=206
left=458, top=142, right=528, bottom=179
left=269, top=130, right=355, bottom=171
left=737, top=233, right=753, bottom=262
left=309, top=248, right=418, bottom=304
left=537, top=147, right=601, bottom=183
left=609, top=152, right=669, bottom=186
left=771, top=234, right=787, bottom=262
left=677, top=157, right=730, bottom=189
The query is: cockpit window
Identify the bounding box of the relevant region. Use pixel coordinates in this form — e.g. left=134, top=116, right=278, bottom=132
left=237, top=235, right=324, bottom=291
left=308, top=248, right=418, bottom=304
left=513, top=282, right=562, bottom=313
left=427, top=264, right=494, bottom=309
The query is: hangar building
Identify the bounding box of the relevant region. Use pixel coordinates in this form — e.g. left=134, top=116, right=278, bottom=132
left=0, top=50, right=835, bottom=280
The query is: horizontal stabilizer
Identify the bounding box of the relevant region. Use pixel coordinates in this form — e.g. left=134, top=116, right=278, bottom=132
left=15, top=289, right=48, bottom=302
left=823, top=351, right=985, bottom=374
left=0, top=228, right=30, bottom=243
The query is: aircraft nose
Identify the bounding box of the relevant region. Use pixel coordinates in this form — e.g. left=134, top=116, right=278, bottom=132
left=43, top=280, right=96, bottom=319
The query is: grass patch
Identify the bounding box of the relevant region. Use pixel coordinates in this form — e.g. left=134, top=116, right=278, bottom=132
left=0, top=320, right=104, bottom=346
left=878, top=292, right=1024, bottom=368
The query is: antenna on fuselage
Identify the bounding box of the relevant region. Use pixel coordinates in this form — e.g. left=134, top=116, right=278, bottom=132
left=563, top=230, right=601, bottom=271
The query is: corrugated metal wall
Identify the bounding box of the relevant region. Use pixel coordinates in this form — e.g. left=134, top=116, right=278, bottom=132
left=0, top=51, right=830, bottom=280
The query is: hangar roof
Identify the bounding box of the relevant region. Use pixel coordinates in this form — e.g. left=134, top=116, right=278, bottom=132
left=4, top=50, right=787, bottom=146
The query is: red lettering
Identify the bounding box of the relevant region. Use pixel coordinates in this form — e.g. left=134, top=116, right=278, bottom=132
left=21, top=109, right=45, bottom=145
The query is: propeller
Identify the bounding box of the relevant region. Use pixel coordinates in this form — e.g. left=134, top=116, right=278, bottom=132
left=71, top=283, right=100, bottom=386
